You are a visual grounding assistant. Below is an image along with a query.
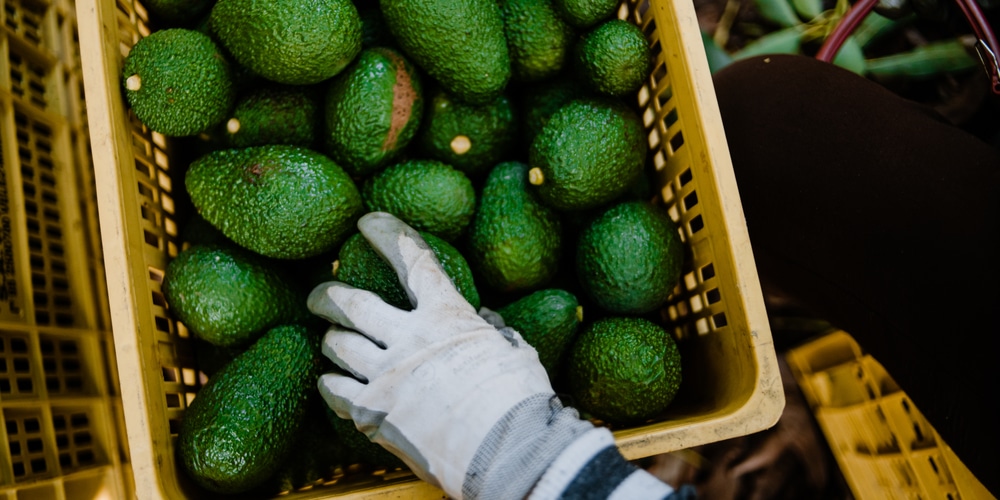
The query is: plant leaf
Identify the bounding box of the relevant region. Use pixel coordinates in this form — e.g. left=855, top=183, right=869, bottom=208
left=701, top=31, right=734, bottom=74
left=853, top=11, right=912, bottom=49
left=732, top=26, right=804, bottom=60
left=865, top=39, right=978, bottom=78
left=832, top=36, right=866, bottom=74
left=755, top=0, right=802, bottom=27
left=791, top=0, right=823, bottom=21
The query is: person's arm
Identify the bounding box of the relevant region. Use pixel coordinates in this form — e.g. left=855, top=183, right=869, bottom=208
left=308, top=211, right=690, bottom=500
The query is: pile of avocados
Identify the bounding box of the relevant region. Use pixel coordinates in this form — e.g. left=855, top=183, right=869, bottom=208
left=127, top=0, right=691, bottom=494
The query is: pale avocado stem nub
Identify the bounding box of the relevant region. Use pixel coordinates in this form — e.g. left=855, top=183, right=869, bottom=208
left=576, top=305, right=584, bottom=323
left=450, top=135, right=472, bottom=155
left=126, top=74, right=142, bottom=91
left=528, top=167, right=545, bottom=185
left=331, top=260, right=340, bottom=277
left=226, top=118, right=241, bottom=134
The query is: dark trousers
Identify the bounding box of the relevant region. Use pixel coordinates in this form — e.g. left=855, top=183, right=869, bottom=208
left=713, top=54, right=1000, bottom=495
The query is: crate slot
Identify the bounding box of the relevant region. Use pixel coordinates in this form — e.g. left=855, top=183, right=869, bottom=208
left=39, top=335, right=87, bottom=395
left=4, top=408, right=52, bottom=482
left=0, top=332, right=38, bottom=398
left=51, top=407, right=103, bottom=473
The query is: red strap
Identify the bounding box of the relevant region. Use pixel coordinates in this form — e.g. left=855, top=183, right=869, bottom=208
left=815, top=0, right=1000, bottom=94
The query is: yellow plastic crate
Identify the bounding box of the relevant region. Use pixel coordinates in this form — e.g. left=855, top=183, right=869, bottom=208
left=786, top=330, right=994, bottom=500
left=0, top=0, right=131, bottom=495
left=75, top=0, right=785, bottom=497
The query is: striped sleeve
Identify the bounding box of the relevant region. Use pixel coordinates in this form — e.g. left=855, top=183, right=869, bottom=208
left=527, top=427, right=692, bottom=500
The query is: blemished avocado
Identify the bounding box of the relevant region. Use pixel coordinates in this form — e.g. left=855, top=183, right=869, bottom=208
left=209, top=0, right=361, bottom=85
left=361, top=159, right=476, bottom=242
left=162, top=243, right=305, bottom=347
left=324, top=47, right=424, bottom=178
left=498, top=0, right=576, bottom=82
left=335, top=230, right=481, bottom=310
left=566, top=316, right=682, bottom=425
left=576, top=201, right=684, bottom=314
left=497, top=288, right=582, bottom=381
left=325, top=405, right=406, bottom=470
left=528, top=98, right=647, bottom=211
left=380, top=0, right=510, bottom=105
left=415, top=88, right=517, bottom=179
left=224, top=83, right=323, bottom=148
left=552, top=0, right=619, bottom=28
left=121, top=28, right=235, bottom=137
left=177, top=324, right=323, bottom=494
left=467, top=161, right=563, bottom=293
left=575, top=19, right=653, bottom=97
left=185, top=145, right=363, bottom=259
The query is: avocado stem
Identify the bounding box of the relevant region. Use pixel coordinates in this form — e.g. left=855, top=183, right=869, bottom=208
left=450, top=135, right=472, bottom=155
left=126, top=74, right=142, bottom=91
left=226, top=118, right=241, bottom=134
left=528, top=167, right=545, bottom=185
left=331, top=260, right=340, bottom=277
left=576, top=305, right=584, bottom=323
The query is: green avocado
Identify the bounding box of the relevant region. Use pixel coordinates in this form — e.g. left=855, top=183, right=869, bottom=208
left=335, top=230, right=481, bottom=310
left=497, top=288, right=582, bottom=381
left=177, top=324, right=323, bottom=494
left=467, top=161, right=563, bottom=293
left=324, top=47, right=424, bottom=178
left=380, top=0, right=510, bottom=104
left=498, top=0, right=576, bottom=82
left=121, top=28, right=235, bottom=137
left=185, top=145, right=363, bottom=259
left=224, top=83, right=323, bottom=149
left=576, top=200, right=684, bottom=315
left=209, top=0, right=361, bottom=84
left=575, top=19, right=653, bottom=97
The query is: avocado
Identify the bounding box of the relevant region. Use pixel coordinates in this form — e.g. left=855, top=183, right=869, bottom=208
left=224, top=83, right=323, bottom=149
left=515, top=76, right=590, bottom=148
left=528, top=97, right=647, bottom=211
left=162, top=243, right=306, bottom=347
left=552, top=0, right=619, bottom=29
left=209, top=0, right=361, bottom=84
left=575, top=19, right=653, bottom=97
left=498, top=0, right=576, bottom=82
left=121, top=28, right=235, bottom=137
left=177, top=324, right=323, bottom=494
left=415, top=87, right=517, bottom=179
left=566, top=316, right=682, bottom=425
left=497, top=288, right=582, bottom=381
left=324, top=405, right=407, bottom=470
left=335, top=230, right=481, bottom=310
left=264, top=399, right=348, bottom=494
left=380, top=0, right=510, bottom=104
left=576, top=201, right=684, bottom=314
left=324, top=47, right=424, bottom=178
left=361, top=159, right=476, bottom=242
left=185, top=145, right=363, bottom=259
left=467, top=161, right=563, bottom=293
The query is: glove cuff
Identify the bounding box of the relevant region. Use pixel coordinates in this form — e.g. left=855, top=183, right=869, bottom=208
left=461, top=393, right=594, bottom=500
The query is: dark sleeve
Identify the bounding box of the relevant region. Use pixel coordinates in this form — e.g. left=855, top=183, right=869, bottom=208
left=712, top=53, right=1000, bottom=495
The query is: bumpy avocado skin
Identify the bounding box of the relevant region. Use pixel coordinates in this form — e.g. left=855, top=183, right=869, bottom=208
left=185, top=145, right=363, bottom=259
left=324, top=47, right=424, bottom=178
left=380, top=0, right=510, bottom=105
left=497, top=288, right=581, bottom=380
left=575, top=20, right=653, bottom=97
left=336, top=230, right=481, bottom=310
left=209, top=0, right=362, bottom=84
left=415, top=88, right=517, bottom=179
left=528, top=98, right=647, bottom=211
left=576, top=201, right=684, bottom=315
left=122, top=28, right=235, bottom=137
left=361, top=159, right=476, bottom=242
left=177, top=324, right=323, bottom=494
left=498, top=0, right=576, bottom=82
left=467, top=161, right=563, bottom=293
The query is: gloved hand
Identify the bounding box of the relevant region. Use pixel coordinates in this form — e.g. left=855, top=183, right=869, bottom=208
left=307, top=212, right=596, bottom=499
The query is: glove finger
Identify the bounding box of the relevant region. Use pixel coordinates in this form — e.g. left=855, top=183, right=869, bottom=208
left=358, top=212, right=471, bottom=311
left=322, top=325, right=390, bottom=382
left=317, top=372, right=366, bottom=421
left=308, top=281, right=409, bottom=343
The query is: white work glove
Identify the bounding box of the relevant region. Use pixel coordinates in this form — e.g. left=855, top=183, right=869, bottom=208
left=307, top=212, right=595, bottom=499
